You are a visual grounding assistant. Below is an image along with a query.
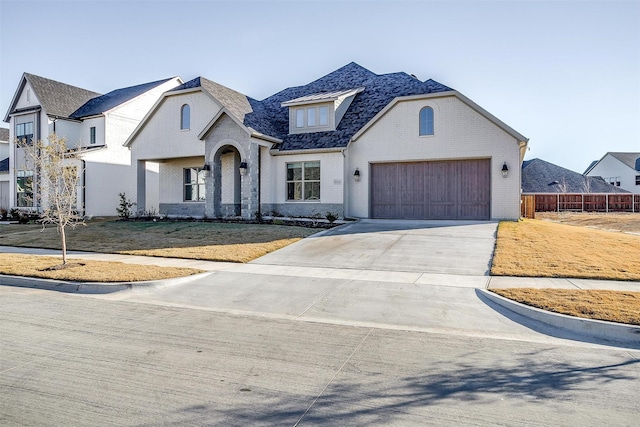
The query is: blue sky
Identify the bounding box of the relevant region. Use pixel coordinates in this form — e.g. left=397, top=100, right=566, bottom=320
left=1, top=0, right=638, bottom=173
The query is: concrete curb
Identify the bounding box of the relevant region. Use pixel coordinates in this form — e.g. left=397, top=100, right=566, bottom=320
left=478, top=288, right=640, bottom=347
left=0, top=272, right=211, bottom=294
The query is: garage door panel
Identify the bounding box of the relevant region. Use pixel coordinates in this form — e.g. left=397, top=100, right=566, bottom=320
left=458, top=159, right=491, bottom=219
left=399, top=163, right=425, bottom=218
left=371, top=163, right=397, bottom=218
left=371, top=159, right=491, bottom=220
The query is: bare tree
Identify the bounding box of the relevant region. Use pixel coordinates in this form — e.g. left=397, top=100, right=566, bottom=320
left=557, top=177, right=569, bottom=194
left=581, top=176, right=592, bottom=193
left=17, top=133, right=85, bottom=265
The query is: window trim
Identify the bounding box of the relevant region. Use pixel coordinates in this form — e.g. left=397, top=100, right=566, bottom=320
left=286, top=161, right=321, bottom=202
left=419, top=106, right=434, bottom=136
left=180, top=104, right=191, bottom=130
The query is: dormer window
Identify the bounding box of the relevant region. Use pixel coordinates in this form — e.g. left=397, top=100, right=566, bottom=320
left=296, top=109, right=305, bottom=128
left=180, top=104, right=190, bottom=130
left=282, top=87, right=364, bottom=135
left=294, top=106, right=329, bottom=130
left=318, top=106, right=328, bottom=126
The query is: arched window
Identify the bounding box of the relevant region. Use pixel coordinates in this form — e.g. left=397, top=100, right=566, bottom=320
left=180, top=104, right=190, bottom=130
left=419, top=106, right=434, bottom=136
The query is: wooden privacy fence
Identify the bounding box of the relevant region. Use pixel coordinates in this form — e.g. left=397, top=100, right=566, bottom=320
left=521, top=195, right=535, bottom=219
left=522, top=194, right=640, bottom=216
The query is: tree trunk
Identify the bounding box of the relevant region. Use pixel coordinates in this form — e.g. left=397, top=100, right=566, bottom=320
left=60, top=225, right=67, bottom=265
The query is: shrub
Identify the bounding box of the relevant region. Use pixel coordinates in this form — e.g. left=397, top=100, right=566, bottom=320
left=116, top=192, right=136, bottom=220
left=325, top=212, right=339, bottom=224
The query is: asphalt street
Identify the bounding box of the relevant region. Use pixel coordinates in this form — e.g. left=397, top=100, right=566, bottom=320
left=1, top=286, right=639, bottom=426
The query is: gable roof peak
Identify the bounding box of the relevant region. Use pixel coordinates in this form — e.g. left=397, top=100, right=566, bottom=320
left=5, top=73, right=102, bottom=122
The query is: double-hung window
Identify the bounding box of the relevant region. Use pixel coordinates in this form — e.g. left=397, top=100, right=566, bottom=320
left=16, top=122, right=34, bottom=144
left=287, top=161, right=320, bottom=201
left=184, top=167, right=205, bottom=201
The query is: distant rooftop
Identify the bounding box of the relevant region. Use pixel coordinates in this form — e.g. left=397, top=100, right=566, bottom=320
left=70, top=77, right=176, bottom=119
left=522, top=158, right=629, bottom=194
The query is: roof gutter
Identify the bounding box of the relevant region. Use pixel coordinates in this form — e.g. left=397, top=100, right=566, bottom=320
left=269, top=146, right=344, bottom=156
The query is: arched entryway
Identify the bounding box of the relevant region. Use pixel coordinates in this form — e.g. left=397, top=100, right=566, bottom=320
left=208, top=143, right=243, bottom=218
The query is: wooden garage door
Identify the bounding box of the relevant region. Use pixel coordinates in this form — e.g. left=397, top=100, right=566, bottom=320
left=371, top=159, right=491, bottom=220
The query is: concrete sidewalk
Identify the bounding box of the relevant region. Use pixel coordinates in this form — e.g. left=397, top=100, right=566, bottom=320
left=1, top=245, right=638, bottom=292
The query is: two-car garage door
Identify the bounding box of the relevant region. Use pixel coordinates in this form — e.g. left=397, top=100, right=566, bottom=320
left=371, top=159, right=491, bottom=220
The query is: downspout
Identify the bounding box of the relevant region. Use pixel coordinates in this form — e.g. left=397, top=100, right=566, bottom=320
left=257, top=147, right=261, bottom=215
left=341, top=147, right=347, bottom=219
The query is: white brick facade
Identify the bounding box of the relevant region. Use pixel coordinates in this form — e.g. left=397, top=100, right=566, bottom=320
left=346, top=95, right=523, bottom=220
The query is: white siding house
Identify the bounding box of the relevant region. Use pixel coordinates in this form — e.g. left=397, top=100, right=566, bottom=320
left=3, top=73, right=181, bottom=216
left=585, top=152, right=640, bottom=194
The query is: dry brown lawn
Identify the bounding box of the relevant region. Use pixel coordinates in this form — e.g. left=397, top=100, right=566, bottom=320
left=536, top=212, right=640, bottom=234
left=0, top=253, right=203, bottom=282
left=0, top=219, right=319, bottom=263
left=492, top=218, right=640, bottom=281
left=493, top=213, right=640, bottom=326
left=491, top=288, right=640, bottom=326
left=0, top=220, right=318, bottom=281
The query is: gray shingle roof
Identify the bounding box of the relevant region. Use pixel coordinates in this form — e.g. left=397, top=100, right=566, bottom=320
left=0, top=128, right=9, bottom=142
left=522, top=158, right=629, bottom=193
left=70, top=78, right=176, bottom=119
left=24, top=73, right=101, bottom=119
left=177, top=63, right=452, bottom=150
left=171, top=76, right=281, bottom=137
left=253, top=62, right=453, bottom=151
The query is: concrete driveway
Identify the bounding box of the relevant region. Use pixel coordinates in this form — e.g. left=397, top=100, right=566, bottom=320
left=253, top=219, right=499, bottom=276
left=120, top=219, right=548, bottom=340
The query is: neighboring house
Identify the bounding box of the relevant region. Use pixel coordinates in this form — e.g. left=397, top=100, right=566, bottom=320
left=584, top=152, right=640, bottom=193
left=0, top=127, right=9, bottom=209
left=127, top=62, right=528, bottom=221
left=522, top=158, right=634, bottom=213
left=3, top=73, right=182, bottom=216
left=522, top=158, right=629, bottom=194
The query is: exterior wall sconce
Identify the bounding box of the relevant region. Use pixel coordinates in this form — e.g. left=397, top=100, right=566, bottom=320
left=354, top=168, right=360, bottom=182
left=239, top=160, right=248, bottom=176
left=501, top=162, right=509, bottom=178
left=202, top=163, right=211, bottom=176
